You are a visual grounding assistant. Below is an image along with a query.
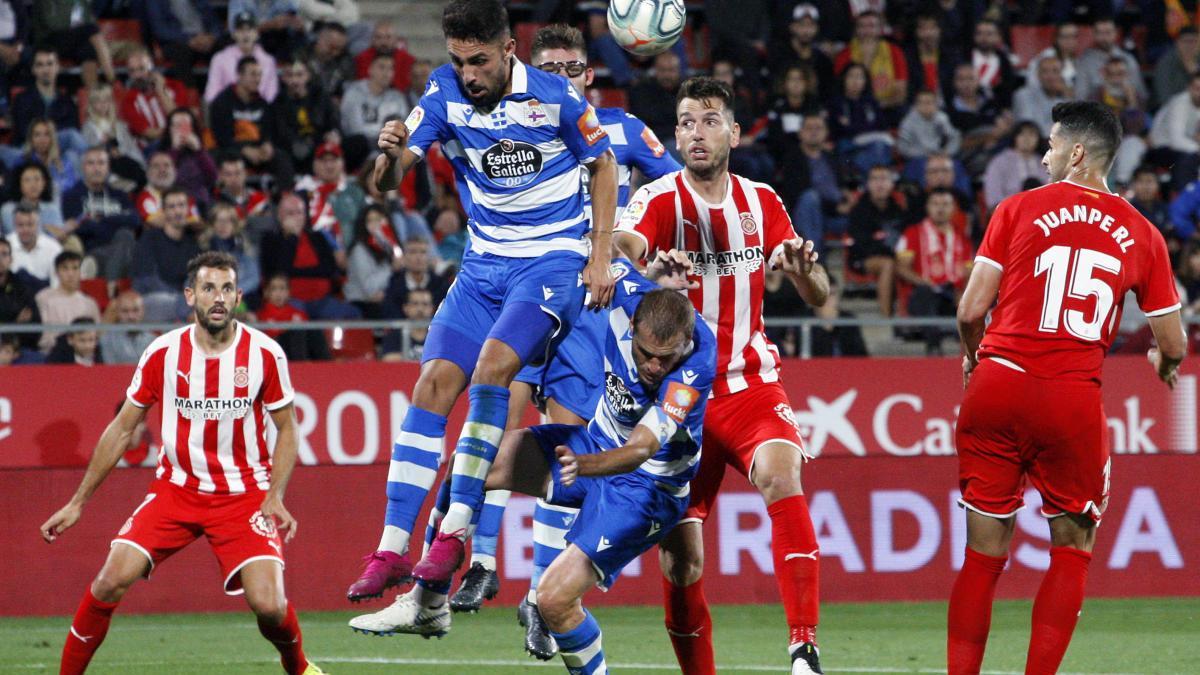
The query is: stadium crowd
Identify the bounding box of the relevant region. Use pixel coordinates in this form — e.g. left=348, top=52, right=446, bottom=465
left=1, top=0, right=1199, bottom=365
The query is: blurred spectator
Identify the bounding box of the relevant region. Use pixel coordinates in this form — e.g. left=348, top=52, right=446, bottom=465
left=0, top=0, right=29, bottom=118
left=10, top=48, right=85, bottom=156
left=383, top=234, right=448, bottom=313
left=1013, top=57, right=1071, bottom=136
left=381, top=287, right=433, bottom=362
left=227, top=0, right=305, bottom=61
left=163, top=109, right=218, bottom=211
left=341, top=52, right=408, bottom=172
left=355, top=20, right=415, bottom=92
left=136, top=151, right=202, bottom=229
left=833, top=12, right=908, bottom=120
left=1179, top=242, right=1200, bottom=315
left=141, top=0, right=221, bottom=89
left=768, top=4, right=834, bottom=100
left=1111, top=110, right=1149, bottom=189
left=789, top=114, right=853, bottom=256
left=132, top=187, right=201, bottom=321
left=1027, top=22, right=1081, bottom=92
left=203, top=201, right=261, bottom=296
left=294, top=141, right=366, bottom=254
left=807, top=281, right=869, bottom=357
left=630, top=51, right=685, bottom=155
left=583, top=8, right=687, bottom=89
left=210, top=57, right=292, bottom=189
left=904, top=13, right=958, bottom=104
left=1149, top=73, right=1200, bottom=194
left=705, top=0, right=769, bottom=92
left=0, top=334, right=19, bottom=366
left=120, top=49, right=189, bottom=149
left=1169, top=173, right=1200, bottom=240
left=946, top=63, right=1012, bottom=175
left=895, top=189, right=972, bottom=354
left=272, top=58, right=341, bottom=176
left=99, top=290, right=155, bottom=365
left=1075, top=18, right=1147, bottom=103
left=254, top=272, right=331, bottom=361
left=46, top=317, right=100, bottom=365
left=345, top=203, right=402, bottom=317
left=827, top=63, right=893, bottom=175
left=214, top=156, right=269, bottom=220
left=298, top=0, right=359, bottom=31
left=846, top=164, right=903, bottom=317
left=6, top=202, right=62, bottom=287
left=29, top=0, right=114, bottom=89
left=34, top=251, right=99, bottom=352
left=711, top=59, right=772, bottom=182
left=906, top=153, right=975, bottom=236
left=204, top=12, right=278, bottom=105
left=898, top=90, right=961, bottom=160
left=362, top=169, right=435, bottom=249
left=0, top=237, right=41, bottom=350
left=402, top=59, right=434, bottom=109
left=82, top=84, right=146, bottom=187
left=1092, top=57, right=1145, bottom=115
left=970, top=19, right=1019, bottom=109
left=983, top=121, right=1045, bottom=210
left=2, top=163, right=65, bottom=240
left=21, top=119, right=80, bottom=196
left=260, top=192, right=358, bottom=319
left=306, top=22, right=354, bottom=98
left=61, top=147, right=138, bottom=281
left=766, top=64, right=821, bottom=167
left=1129, top=167, right=1172, bottom=240
left=432, top=208, right=465, bottom=268
left=1153, top=27, right=1200, bottom=108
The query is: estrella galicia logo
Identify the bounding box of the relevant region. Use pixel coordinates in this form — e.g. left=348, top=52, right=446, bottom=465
left=482, top=139, right=543, bottom=188
left=604, top=372, right=637, bottom=417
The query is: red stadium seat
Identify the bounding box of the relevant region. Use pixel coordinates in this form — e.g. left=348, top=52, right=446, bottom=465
left=80, top=278, right=111, bottom=312
left=515, top=22, right=544, bottom=64
left=1010, top=25, right=1093, bottom=68
left=593, top=87, right=629, bottom=110
left=326, top=327, right=376, bottom=361
left=98, top=19, right=145, bottom=67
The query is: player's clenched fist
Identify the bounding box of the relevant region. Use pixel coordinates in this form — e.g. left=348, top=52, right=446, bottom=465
left=377, top=119, right=409, bottom=160
left=40, top=502, right=82, bottom=543
left=555, top=445, right=578, bottom=487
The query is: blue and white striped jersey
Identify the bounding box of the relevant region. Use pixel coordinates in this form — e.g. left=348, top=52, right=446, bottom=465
left=595, top=107, right=681, bottom=211
left=588, top=259, right=716, bottom=495
left=404, top=59, right=611, bottom=257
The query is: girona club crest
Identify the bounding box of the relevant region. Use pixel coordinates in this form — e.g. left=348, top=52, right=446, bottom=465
left=249, top=511, right=277, bottom=538
left=233, top=367, right=250, bottom=388
left=739, top=212, right=758, bottom=235
left=774, top=402, right=800, bottom=430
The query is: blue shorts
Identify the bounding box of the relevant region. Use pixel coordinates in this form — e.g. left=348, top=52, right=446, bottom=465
left=423, top=250, right=587, bottom=376
left=529, top=424, right=686, bottom=590
left=514, top=308, right=607, bottom=420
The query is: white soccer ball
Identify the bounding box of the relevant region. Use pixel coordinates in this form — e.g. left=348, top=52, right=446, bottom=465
left=607, top=0, right=686, bottom=57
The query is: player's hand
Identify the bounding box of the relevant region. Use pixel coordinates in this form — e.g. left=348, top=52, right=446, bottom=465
left=646, top=249, right=698, bottom=290
left=377, top=119, right=410, bottom=160
left=962, top=355, right=976, bottom=389
left=584, top=254, right=615, bottom=310
left=260, top=494, right=298, bottom=544
left=778, top=237, right=819, bottom=276
left=1147, top=348, right=1179, bottom=390
left=40, top=502, right=82, bottom=543
left=555, top=445, right=578, bottom=487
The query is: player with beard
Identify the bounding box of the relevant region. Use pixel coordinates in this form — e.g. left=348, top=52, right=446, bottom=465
left=616, top=77, right=830, bottom=675
left=347, top=0, right=619, bottom=637
left=41, top=251, right=323, bottom=674
left=950, top=102, right=1185, bottom=673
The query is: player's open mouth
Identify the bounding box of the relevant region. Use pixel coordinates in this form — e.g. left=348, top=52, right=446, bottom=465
left=209, top=307, right=227, bottom=320
left=688, top=146, right=709, bottom=159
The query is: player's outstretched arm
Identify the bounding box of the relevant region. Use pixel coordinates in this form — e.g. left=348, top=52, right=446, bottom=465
left=1146, top=311, right=1187, bottom=390
left=585, top=150, right=619, bottom=309
left=373, top=120, right=421, bottom=193
left=615, top=230, right=647, bottom=263
left=776, top=237, right=830, bottom=307
left=261, top=403, right=300, bottom=543
left=39, top=400, right=148, bottom=543
left=573, top=425, right=661, bottom=479
left=957, top=263, right=1003, bottom=385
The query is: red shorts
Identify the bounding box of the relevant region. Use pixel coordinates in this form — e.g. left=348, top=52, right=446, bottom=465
left=112, top=480, right=284, bottom=595
left=684, top=381, right=808, bottom=522
left=956, top=359, right=1110, bottom=523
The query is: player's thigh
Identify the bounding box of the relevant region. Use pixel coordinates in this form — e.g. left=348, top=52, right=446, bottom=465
left=421, top=258, right=501, bottom=380
left=955, top=361, right=1030, bottom=519
left=1047, top=511, right=1098, bottom=552
left=490, top=251, right=587, bottom=363
left=485, top=427, right=554, bottom=495
left=203, top=493, right=285, bottom=596
left=658, top=519, right=705, bottom=586
left=538, top=544, right=602, bottom=615
left=92, top=542, right=153, bottom=600
left=714, top=384, right=809, bottom=487
left=239, top=558, right=287, bottom=620
left=109, top=484, right=201, bottom=585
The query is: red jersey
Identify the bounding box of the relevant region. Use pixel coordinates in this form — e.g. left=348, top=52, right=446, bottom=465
left=120, top=79, right=191, bottom=139
left=619, top=171, right=797, bottom=396
left=896, top=218, right=974, bottom=288
left=126, top=323, right=295, bottom=495
left=976, top=180, right=1180, bottom=381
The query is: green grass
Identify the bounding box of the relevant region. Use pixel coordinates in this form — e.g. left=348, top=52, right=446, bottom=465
left=1, top=599, right=1197, bottom=673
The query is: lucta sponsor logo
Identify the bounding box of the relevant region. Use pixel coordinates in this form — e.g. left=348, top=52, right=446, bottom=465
left=482, top=139, right=543, bottom=188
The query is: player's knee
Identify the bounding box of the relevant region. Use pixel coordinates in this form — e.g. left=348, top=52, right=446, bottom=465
left=534, top=581, right=576, bottom=627
left=412, top=363, right=465, bottom=412
left=660, top=549, right=704, bottom=587
left=246, top=590, right=287, bottom=625
left=754, top=470, right=804, bottom=504
left=90, top=571, right=134, bottom=603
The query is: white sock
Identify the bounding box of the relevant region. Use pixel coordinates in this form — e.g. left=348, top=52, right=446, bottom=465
left=473, top=554, right=497, bottom=571
left=439, top=503, right=473, bottom=537
left=526, top=588, right=538, bottom=605
left=378, top=526, right=410, bottom=555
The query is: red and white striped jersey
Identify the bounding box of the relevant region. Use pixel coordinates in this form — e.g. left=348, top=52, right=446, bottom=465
left=618, top=171, right=797, bottom=396
left=126, top=322, right=295, bottom=495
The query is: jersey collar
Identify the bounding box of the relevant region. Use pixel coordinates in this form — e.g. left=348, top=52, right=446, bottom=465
left=1060, top=178, right=1113, bottom=195
left=508, top=57, right=528, bottom=96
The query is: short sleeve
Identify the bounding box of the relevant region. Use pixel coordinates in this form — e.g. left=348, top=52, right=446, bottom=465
left=759, top=187, right=800, bottom=268
left=405, top=77, right=452, bottom=158
left=127, top=347, right=166, bottom=408
left=610, top=258, right=659, bottom=314
left=617, top=186, right=675, bottom=259
left=556, top=83, right=611, bottom=163
left=624, top=114, right=681, bottom=180
left=260, top=346, right=296, bottom=411
left=1135, top=228, right=1182, bottom=317
left=976, top=197, right=1015, bottom=272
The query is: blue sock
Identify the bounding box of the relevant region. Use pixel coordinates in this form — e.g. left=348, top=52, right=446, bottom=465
left=442, top=384, right=509, bottom=536
left=552, top=608, right=606, bottom=674
left=471, top=489, right=511, bottom=569
left=531, top=499, right=574, bottom=591
left=417, top=478, right=453, bottom=596
left=380, top=406, right=447, bottom=554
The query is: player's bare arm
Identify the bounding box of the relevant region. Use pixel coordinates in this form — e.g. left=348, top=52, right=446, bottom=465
left=373, top=120, right=422, bottom=192
left=584, top=149, right=619, bottom=309
left=776, top=237, right=829, bottom=307
left=1146, top=311, right=1187, bottom=389
left=40, top=400, right=148, bottom=543
left=261, top=403, right=300, bottom=543
left=956, top=263, right=1002, bottom=385
left=565, top=424, right=662, bottom=482
left=615, top=229, right=647, bottom=262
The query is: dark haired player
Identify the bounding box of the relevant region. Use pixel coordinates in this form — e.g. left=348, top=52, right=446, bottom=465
left=950, top=102, right=1185, bottom=673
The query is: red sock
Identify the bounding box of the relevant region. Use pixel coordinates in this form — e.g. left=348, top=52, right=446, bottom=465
left=663, top=576, right=716, bottom=675
left=947, top=547, right=1007, bottom=675
left=767, top=494, right=820, bottom=647
left=60, top=589, right=118, bottom=675
left=257, top=602, right=308, bottom=675
left=1026, top=547, right=1091, bottom=675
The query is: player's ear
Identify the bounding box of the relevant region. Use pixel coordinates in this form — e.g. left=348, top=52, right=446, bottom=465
left=585, top=67, right=594, bottom=88
left=183, top=286, right=195, bottom=307
left=503, top=37, right=516, bottom=59
left=729, top=120, right=741, bottom=149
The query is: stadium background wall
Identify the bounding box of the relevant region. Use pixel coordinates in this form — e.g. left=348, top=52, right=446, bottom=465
left=1, top=359, right=1196, bottom=616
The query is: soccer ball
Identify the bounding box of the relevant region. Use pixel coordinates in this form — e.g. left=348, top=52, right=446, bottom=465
left=607, top=0, right=686, bottom=57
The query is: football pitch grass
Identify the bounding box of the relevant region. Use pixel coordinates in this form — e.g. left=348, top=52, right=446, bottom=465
left=1, top=598, right=1196, bottom=674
